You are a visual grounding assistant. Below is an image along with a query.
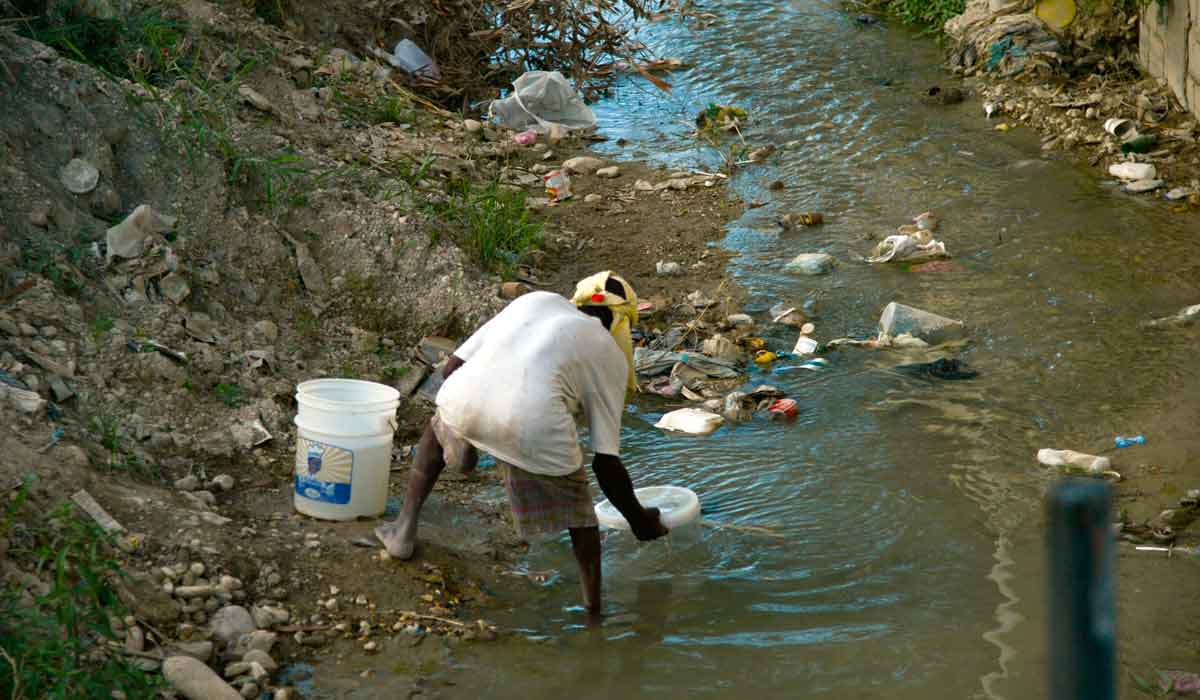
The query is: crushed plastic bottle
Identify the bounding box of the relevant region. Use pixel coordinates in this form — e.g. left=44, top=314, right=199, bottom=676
left=1114, top=435, right=1145, bottom=448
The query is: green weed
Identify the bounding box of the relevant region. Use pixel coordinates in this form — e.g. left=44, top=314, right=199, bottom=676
left=0, top=481, right=164, bottom=698
left=335, top=89, right=421, bottom=127
left=18, top=232, right=93, bottom=294
left=214, top=382, right=242, bottom=408
left=90, top=317, right=115, bottom=341
left=15, top=0, right=193, bottom=85
left=887, top=0, right=965, bottom=29
left=429, top=180, right=542, bottom=276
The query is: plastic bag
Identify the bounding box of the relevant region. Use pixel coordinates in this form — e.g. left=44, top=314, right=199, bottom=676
left=867, top=230, right=947, bottom=263
left=388, top=39, right=440, bottom=80
left=488, top=71, right=597, bottom=134
left=543, top=170, right=572, bottom=202
left=654, top=408, right=724, bottom=435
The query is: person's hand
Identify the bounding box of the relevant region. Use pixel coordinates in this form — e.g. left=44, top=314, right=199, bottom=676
left=631, top=506, right=669, bottom=542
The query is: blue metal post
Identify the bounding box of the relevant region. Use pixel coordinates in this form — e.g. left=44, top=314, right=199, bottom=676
left=1047, top=478, right=1116, bottom=700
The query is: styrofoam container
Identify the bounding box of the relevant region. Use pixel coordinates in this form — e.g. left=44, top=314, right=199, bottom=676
left=595, top=485, right=701, bottom=531
left=293, top=379, right=399, bottom=521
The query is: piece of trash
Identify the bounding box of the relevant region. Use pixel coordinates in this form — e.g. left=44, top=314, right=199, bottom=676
left=385, top=496, right=401, bottom=517
left=983, top=101, right=1000, bottom=118
left=1143, top=303, right=1200, bottom=328
left=766, top=398, right=798, bottom=420
left=1120, top=134, right=1158, bottom=154
left=1102, top=118, right=1137, bottom=142
left=388, top=39, right=440, bottom=80
left=1165, top=187, right=1194, bottom=201
left=595, top=485, right=700, bottom=530
left=913, top=211, right=938, bottom=231
left=513, top=130, right=538, bottom=146
left=106, top=204, right=178, bottom=261
left=656, top=261, right=683, bottom=277
left=38, top=426, right=66, bottom=453
left=1114, top=435, right=1145, bottom=448
left=753, top=350, right=777, bottom=365
left=654, top=408, right=724, bottom=435
left=351, top=537, right=378, bottom=548
left=792, top=335, right=819, bottom=355
left=1108, top=162, right=1156, bottom=181
left=867, top=229, right=947, bottom=263
left=71, top=490, right=125, bottom=534
left=1124, top=179, right=1163, bottom=194
left=778, top=212, right=824, bottom=229
left=488, top=71, right=596, bottom=134
left=700, top=335, right=740, bottom=362
left=878, top=302, right=965, bottom=345
left=770, top=304, right=808, bottom=327
left=634, top=348, right=741, bottom=379
left=128, top=338, right=189, bottom=364
left=895, top=357, right=978, bottom=380
left=1037, top=448, right=1115, bottom=477
left=543, top=169, right=572, bottom=202
left=61, top=157, right=100, bottom=194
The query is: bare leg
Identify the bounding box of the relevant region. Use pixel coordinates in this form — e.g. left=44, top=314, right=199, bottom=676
left=569, top=526, right=603, bottom=618
left=375, top=422, right=445, bottom=559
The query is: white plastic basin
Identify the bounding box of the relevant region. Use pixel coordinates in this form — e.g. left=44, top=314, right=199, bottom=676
left=595, top=485, right=701, bottom=531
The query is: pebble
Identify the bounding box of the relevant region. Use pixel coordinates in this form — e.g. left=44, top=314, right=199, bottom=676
left=726, top=314, right=754, bottom=326
left=163, top=656, right=242, bottom=700
left=562, top=156, right=604, bottom=175
left=190, top=562, right=206, bottom=577
left=463, top=119, right=482, bottom=133
left=584, top=193, right=603, bottom=203
left=125, top=625, right=145, bottom=653
left=656, top=261, right=683, bottom=277
left=251, top=605, right=290, bottom=629
left=238, top=85, right=274, bottom=112
left=28, top=206, right=49, bottom=228
left=242, top=649, right=278, bottom=673
left=784, top=253, right=836, bottom=276
left=174, top=476, right=201, bottom=491
left=212, top=474, right=236, bottom=492
left=363, top=640, right=378, bottom=652
left=634, top=179, right=654, bottom=191
left=225, top=661, right=252, bottom=678
left=596, top=166, right=620, bottom=178
left=210, top=605, right=256, bottom=643
left=170, top=640, right=214, bottom=663
left=240, top=682, right=260, bottom=699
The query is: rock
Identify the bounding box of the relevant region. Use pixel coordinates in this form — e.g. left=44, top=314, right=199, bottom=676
left=253, top=320, right=279, bottom=343
left=61, top=158, right=100, bottom=194
left=878, top=302, right=965, bottom=345
left=175, top=475, right=201, bottom=492
left=352, top=329, right=380, bottom=352
left=1108, top=162, right=1156, bottom=181
left=562, top=156, right=605, bottom=175
left=251, top=605, right=289, bottom=629
left=163, top=656, right=242, bottom=700
left=125, top=625, right=145, bottom=653
left=1, top=384, right=45, bottom=414
left=666, top=178, right=689, bottom=191
left=118, top=573, right=180, bottom=626
left=184, top=315, right=218, bottom=343
left=212, top=474, right=235, bottom=492
left=770, top=303, right=809, bottom=326
left=633, top=179, right=654, bottom=191
left=225, top=661, right=252, bottom=677
left=584, top=193, right=603, bottom=203
left=726, top=313, right=753, bottom=326
left=28, top=205, right=49, bottom=228
left=210, top=605, right=255, bottom=644
left=292, top=241, right=326, bottom=296
left=106, top=205, right=177, bottom=261
left=238, top=85, right=274, bottom=113
left=463, top=119, right=482, bottom=133
left=48, top=376, right=74, bottom=402
left=160, top=273, right=191, bottom=304
left=596, top=166, right=620, bottom=178
left=499, top=282, right=531, bottom=299
left=242, top=649, right=278, bottom=673
left=169, top=640, right=214, bottom=662
left=231, top=630, right=278, bottom=657
left=784, top=253, right=835, bottom=276
left=1124, top=179, right=1163, bottom=193
left=241, top=683, right=261, bottom=699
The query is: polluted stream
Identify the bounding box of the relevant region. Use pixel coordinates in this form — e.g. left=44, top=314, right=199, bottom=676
left=308, top=2, right=1200, bottom=697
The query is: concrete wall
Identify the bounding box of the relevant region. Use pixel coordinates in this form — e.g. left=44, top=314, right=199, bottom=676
left=1140, top=0, right=1200, bottom=119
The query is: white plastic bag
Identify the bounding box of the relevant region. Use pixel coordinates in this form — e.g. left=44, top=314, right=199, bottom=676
left=488, top=71, right=597, bottom=134
left=654, top=408, right=724, bottom=435
left=867, top=230, right=947, bottom=263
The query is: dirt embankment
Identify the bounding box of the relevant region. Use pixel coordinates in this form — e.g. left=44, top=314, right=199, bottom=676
left=0, top=0, right=742, bottom=695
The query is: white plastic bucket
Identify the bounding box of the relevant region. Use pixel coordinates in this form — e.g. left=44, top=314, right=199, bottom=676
left=293, top=379, right=400, bottom=521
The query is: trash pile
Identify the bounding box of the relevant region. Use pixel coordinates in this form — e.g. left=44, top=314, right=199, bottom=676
left=866, top=212, right=949, bottom=264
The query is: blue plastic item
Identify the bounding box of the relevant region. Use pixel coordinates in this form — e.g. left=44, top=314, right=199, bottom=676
left=1114, top=435, right=1145, bottom=448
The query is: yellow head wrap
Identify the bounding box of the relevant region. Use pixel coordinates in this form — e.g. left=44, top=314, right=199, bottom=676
left=571, top=271, right=639, bottom=397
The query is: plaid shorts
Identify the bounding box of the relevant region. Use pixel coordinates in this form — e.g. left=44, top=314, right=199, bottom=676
left=432, top=413, right=598, bottom=539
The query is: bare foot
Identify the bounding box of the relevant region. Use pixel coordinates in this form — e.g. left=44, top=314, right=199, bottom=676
left=375, top=518, right=416, bottom=559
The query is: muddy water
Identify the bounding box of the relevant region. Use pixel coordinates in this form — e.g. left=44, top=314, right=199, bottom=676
left=311, top=2, right=1200, bottom=698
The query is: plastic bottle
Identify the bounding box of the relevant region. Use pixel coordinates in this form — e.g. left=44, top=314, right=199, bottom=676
left=389, top=39, right=440, bottom=79
left=1114, top=435, right=1145, bottom=448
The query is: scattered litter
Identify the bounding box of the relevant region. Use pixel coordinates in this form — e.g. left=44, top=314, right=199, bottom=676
left=695, top=104, right=747, bottom=132
left=634, top=348, right=741, bottom=379
left=1114, top=435, right=1145, bottom=448
left=867, top=229, right=947, bottom=263
left=71, top=490, right=125, bottom=534
left=1103, top=118, right=1137, bottom=142
left=1165, top=187, right=1194, bottom=201
left=1037, top=448, right=1119, bottom=479
left=769, top=303, right=808, bottom=326
left=1120, top=134, right=1158, bottom=154
left=656, top=261, right=683, bottom=277
left=753, top=350, right=777, bottom=365
left=654, top=408, right=724, bottom=435
left=128, top=338, right=188, bottom=363
left=766, top=398, right=798, bottom=420
left=1144, top=303, right=1200, bottom=328
left=1108, top=162, right=1156, bottom=181
left=778, top=212, right=823, bottom=229
left=596, top=485, right=700, bottom=530
left=792, top=335, right=818, bottom=355
left=386, top=39, right=440, bottom=79
left=513, top=130, right=537, bottom=146
left=488, top=71, right=597, bottom=134
left=106, top=205, right=178, bottom=261
left=543, top=170, right=572, bottom=202
left=1124, top=179, right=1163, bottom=194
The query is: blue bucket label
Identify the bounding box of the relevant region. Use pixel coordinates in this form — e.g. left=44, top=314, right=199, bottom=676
left=295, top=437, right=353, bottom=505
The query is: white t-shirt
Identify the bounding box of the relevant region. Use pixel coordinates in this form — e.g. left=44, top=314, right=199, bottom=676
left=435, top=292, right=627, bottom=476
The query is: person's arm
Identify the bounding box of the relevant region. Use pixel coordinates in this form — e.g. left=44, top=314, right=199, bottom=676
left=443, top=354, right=465, bottom=380
left=592, top=453, right=667, bottom=541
